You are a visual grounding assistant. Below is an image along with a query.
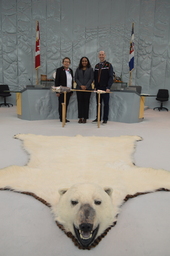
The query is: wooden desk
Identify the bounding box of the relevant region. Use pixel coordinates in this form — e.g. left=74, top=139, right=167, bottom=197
left=139, top=96, right=145, bottom=119
left=16, top=93, right=22, bottom=115
left=17, top=87, right=142, bottom=123
left=139, top=94, right=156, bottom=119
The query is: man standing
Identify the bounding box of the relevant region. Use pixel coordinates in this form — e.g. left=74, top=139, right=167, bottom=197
left=93, top=51, right=114, bottom=124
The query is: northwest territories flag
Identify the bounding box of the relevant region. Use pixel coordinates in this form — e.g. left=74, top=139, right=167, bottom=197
left=35, top=21, right=40, bottom=69
left=129, top=23, right=134, bottom=72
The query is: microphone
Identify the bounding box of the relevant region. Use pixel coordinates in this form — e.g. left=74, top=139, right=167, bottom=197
left=28, top=78, right=33, bottom=84
left=26, top=78, right=34, bottom=88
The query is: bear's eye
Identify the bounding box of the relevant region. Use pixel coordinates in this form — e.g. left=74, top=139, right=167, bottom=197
left=94, top=200, right=102, bottom=205
left=71, top=200, right=78, bottom=206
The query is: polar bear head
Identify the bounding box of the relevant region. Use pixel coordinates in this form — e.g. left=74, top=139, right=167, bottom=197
left=54, top=183, right=115, bottom=249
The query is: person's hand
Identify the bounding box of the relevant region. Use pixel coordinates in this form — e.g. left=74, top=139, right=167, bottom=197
left=81, top=85, right=86, bottom=90
left=106, top=89, right=110, bottom=93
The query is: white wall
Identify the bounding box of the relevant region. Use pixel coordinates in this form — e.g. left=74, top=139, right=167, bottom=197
left=0, top=0, right=170, bottom=96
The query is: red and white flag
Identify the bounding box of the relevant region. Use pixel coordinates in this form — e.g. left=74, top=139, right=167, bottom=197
left=35, top=21, right=40, bottom=69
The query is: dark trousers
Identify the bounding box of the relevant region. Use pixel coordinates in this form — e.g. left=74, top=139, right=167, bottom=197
left=58, top=92, right=72, bottom=121
left=76, top=91, right=91, bottom=119
left=96, top=93, right=110, bottom=121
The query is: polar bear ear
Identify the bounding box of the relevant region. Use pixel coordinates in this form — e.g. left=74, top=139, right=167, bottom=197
left=58, top=188, right=68, bottom=196
left=104, top=187, right=113, bottom=196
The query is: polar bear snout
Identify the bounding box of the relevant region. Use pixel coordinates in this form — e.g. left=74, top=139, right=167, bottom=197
left=78, top=204, right=95, bottom=224
left=79, top=223, right=93, bottom=233
left=73, top=203, right=100, bottom=247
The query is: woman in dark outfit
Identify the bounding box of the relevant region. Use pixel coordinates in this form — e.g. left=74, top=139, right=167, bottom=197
left=75, top=57, right=93, bottom=123
left=55, top=57, right=73, bottom=122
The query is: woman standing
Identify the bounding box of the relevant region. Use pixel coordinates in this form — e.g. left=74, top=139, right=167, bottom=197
left=75, top=57, right=93, bottom=123
left=55, top=57, right=73, bottom=122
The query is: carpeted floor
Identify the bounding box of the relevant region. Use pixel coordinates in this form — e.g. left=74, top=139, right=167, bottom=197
left=0, top=106, right=170, bottom=256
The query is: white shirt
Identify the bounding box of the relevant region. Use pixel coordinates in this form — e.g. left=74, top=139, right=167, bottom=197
left=65, top=70, right=72, bottom=88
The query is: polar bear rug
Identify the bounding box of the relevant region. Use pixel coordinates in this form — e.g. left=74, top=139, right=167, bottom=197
left=0, top=134, right=170, bottom=250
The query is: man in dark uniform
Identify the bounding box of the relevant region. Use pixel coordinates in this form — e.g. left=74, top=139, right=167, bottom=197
left=93, top=51, right=114, bottom=124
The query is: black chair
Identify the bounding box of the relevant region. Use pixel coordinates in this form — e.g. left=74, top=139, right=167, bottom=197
left=0, top=84, right=13, bottom=107
left=153, top=89, right=169, bottom=111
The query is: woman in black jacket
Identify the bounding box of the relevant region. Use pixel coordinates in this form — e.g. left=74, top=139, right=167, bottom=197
left=55, top=57, right=73, bottom=122
left=75, top=57, right=93, bottom=123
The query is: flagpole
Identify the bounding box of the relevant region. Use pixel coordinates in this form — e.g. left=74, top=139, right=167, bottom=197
left=129, top=71, right=132, bottom=86
left=36, top=69, right=39, bottom=85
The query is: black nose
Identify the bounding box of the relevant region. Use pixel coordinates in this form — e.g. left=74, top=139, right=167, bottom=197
left=79, top=223, right=93, bottom=232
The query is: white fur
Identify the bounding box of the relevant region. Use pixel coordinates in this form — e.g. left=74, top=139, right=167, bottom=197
left=0, top=134, right=170, bottom=241
left=53, top=183, right=115, bottom=237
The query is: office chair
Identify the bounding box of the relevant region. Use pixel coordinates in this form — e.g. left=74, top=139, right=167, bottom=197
left=0, top=84, right=13, bottom=107
left=153, top=89, right=169, bottom=111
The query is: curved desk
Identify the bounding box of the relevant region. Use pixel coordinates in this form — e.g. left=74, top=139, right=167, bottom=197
left=17, top=87, right=141, bottom=123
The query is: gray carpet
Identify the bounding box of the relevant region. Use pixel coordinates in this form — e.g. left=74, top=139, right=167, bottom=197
left=0, top=106, right=170, bottom=256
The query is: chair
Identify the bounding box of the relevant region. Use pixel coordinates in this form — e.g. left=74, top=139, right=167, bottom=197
left=0, top=84, right=13, bottom=107
left=153, top=89, right=169, bottom=111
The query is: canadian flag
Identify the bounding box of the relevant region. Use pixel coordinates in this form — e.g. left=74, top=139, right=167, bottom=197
left=35, top=21, right=40, bottom=69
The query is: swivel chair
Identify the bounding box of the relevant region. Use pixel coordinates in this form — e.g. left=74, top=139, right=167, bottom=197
left=153, top=89, right=169, bottom=111
left=0, top=84, right=13, bottom=107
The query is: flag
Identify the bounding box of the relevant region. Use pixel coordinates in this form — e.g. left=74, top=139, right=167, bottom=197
left=129, top=23, right=134, bottom=72
left=35, top=21, right=40, bottom=69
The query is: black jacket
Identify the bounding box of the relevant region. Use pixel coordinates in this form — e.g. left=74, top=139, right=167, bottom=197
left=94, top=61, right=113, bottom=90
left=55, top=66, right=73, bottom=88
